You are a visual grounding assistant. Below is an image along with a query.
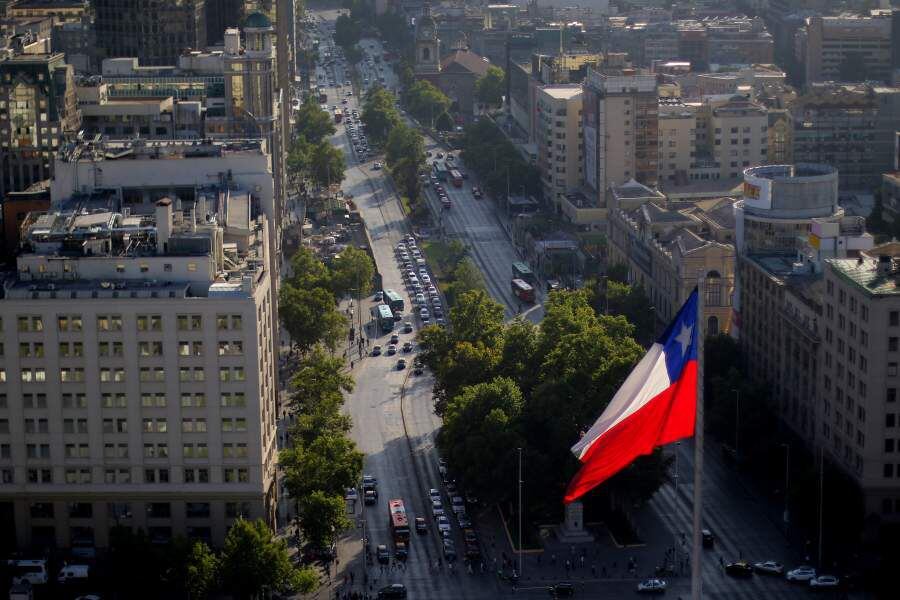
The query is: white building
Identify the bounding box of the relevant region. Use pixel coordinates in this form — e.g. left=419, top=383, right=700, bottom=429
left=535, top=85, right=583, bottom=215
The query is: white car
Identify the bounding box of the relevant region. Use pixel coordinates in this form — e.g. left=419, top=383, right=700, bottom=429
left=786, top=566, right=816, bottom=582
left=415, top=293, right=426, bottom=305
left=809, top=575, right=839, bottom=588
left=450, top=496, right=466, bottom=514
left=436, top=515, right=451, bottom=533
left=753, top=561, right=784, bottom=575
left=636, top=579, right=667, bottom=593
left=432, top=499, right=445, bottom=517
left=345, top=487, right=358, bottom=501
left=429, top=488, right=441, bottom=501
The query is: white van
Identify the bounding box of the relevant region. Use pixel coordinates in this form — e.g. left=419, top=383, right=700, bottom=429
left=11, top=560, right=48, bottom=585
left=57, top=564, right=90, bottom=584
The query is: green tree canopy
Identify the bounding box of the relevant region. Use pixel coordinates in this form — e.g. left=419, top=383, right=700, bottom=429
left=179, top=540, right=219, bottom=600
left=286, top=246, right=333, bottom=291
left=602, top=280, right=656, bottom=346
left=385, top=122, right=425, bottom=168
left=333, top=14, right=361, bottom=48
left=435, top=111, right=455, bottom=132
left=296, top=491, right=353, bottom=548
left=280, top=429, right=364, bottom=500
left=220, top=519, right=313, bottom=599
left=404, top=79, right=451, bottom=125
left=279, top=284, right=347, bottom=352
left=329, top=245, right=375, bottom=298
left=475, top=65, right=505, bottom=106
left=362, top=86, right=401, bottom=143
left=294, top=98, right=336, bottom=144
left=461, top=118, right=541, bottom=199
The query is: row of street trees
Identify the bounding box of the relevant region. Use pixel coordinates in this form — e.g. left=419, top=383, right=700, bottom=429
left=417, top=288, right=671, bottom=519
left=100, top=519, right=316, bottom=599
left=286, top=98, right=345, bottom=206
left=278, top=245, right=373, bottom=554
left=461, top=118, right=541, bottom=200
left=402, top=79, right=452, bottom=130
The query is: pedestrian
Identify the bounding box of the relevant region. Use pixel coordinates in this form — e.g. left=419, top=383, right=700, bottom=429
left=580, top=555, right=585, bottom=569
left=350, top=360, right=354, bottom=368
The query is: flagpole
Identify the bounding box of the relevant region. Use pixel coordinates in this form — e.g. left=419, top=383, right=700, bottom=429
left=691, top=274, right=706, bottom=600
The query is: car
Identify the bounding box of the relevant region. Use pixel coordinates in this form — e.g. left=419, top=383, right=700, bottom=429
left=376, top=545, right=390, bottom=564
left=636, top=579, right=667, bottom=594
left=387, top=344, right=397, bottom=355
left=418, top=266, right=428, bottom=274
left=364, top=490, right=377, bottom=505
left=419, top=308, right=430, bottom=319
left=425, top=151, right=432, bottom=157
left=431, top=499, right=444, bottom=516
left=414, top=293, right=426, bottom=305
left=413, top=360, right=424, bottom=375
left=345, top=487, right=358, bottom=501
left=377, top=583, right=407, bottom=599
left=394, top=541, right=408, bottom=561
left=472, top=186, right=482, bottom=199
left=415, top=517, right=428, bottom=534
left=372, top=345, right=382, bottom=356
left=753, top=561, right=784, bottom=575
left=465, top=541, right=481, bottom=559
left=809, top=575, right=839, bottom=588
left=548, top=582, right=576, bottom=597
left=701, top=528, right=715, bottom=548
left=373, top=162, right=382, bottom=170
left=786, top=566, right=817, bottom=582
left=422, top=275, right=432, bottom=284
left=451, top=496, right=466, bottom=513
left=390, top=334, right=400, bottom=344
left=341, top=98, right=348, bottom=104
left=436, top=515, right=451, bottom=532
left=436, top=152, right=444, bottom=159
left=397, top=358, right=407, bottom=369
left=362, top=474, right=377, bottom=487
left=402, top=341, right=413, bottom=352
left=725, top=560, right=754, bottom=578
left=403, top=321, right=413, bottom=333
left=374, top=291, right=383, bottom=302
left=445, top=480, right=457, bottom=495
left=443, top=542, right=457, bottom=562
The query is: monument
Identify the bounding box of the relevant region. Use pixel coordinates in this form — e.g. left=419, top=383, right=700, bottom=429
left=555, top=501, right=595, bottom=543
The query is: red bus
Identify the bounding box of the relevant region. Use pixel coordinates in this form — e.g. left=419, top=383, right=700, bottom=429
left=388, top=499, right=410, bottom=542
left=449, top=169, right=463, bottom=188
left=511, top=278, right=535, bottom=303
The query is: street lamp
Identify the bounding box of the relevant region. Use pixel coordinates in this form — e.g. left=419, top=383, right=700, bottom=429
left=781, top=443, right=790, bottom=530
left=672, top=441, right=681, bottom=492
left=732, top=388, right=741, bottom=461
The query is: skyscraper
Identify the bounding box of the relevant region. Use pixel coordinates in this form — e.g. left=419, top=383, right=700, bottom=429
left=94, top=0, right=206, bottom=66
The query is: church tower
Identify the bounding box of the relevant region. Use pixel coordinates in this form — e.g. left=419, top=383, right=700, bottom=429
left=414, top=3, right=440, bottom=74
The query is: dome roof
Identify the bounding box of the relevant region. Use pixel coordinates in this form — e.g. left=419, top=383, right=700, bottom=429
left=243, top=11, right=272, bottom=29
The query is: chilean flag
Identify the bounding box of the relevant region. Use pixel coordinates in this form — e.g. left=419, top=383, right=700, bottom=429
left=565, top=289, right=699, bottom=503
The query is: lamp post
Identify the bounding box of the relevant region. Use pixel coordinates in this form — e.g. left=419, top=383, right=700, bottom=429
left=673, top=441, right=681, bottom=493
left=732, top=388, right=741, bottom=461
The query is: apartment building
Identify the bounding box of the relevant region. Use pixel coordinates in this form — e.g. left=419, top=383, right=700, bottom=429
left=0, top=192, right=279, bottom=550
left=607, top=180, right=735, bottom=333
left=93, top=0, right=206, bottom=66
left=693, top=94, right=768, bottom=183
left=0, top=51, right=80, bottom=198
left=802, top=14, right=894, bottom=85
left=535, top=85, right=583, bottom=220
left=821, top=249, right=900, bottom=520
left=658, top=99, right=696, bottom=185
left=582, top=61, right=659, bottom=206
left=790, top=83, right=900, bottom=191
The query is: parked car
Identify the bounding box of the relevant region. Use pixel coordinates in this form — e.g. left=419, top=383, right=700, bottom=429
left=397, top=358, right=407, bottom=370
left=436, top=515, right=451, bottom=533
left=636, top=579, right=667, bottom=594
left=786, top=566, right=817, bottom=582
left=376, top=545, right=390, bottom=564
left=57, top=565, right=90, bottom=585
left=809, top=575, right=839, bottom=588
left=364, top=490, right=377, bottom=505
left=725, top=561, right=754, bottom=578
left=372, top=345, right=382, bottom=356
left=394, top=541, right=408, bottom=561
left=377, top=584, right=407, bottom=599
left=753, top=561, right=784, bottom=575
left=415, top=517, right=428, bottom=534
left=701, top=529, right=715, bottom=548
left=548, top=582, right=575, bottom=597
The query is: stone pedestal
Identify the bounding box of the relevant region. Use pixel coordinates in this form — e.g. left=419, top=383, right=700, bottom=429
left=555, top=501, right=594, bottom=544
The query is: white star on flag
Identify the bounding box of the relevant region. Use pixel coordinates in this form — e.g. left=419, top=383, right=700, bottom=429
left=675, top=324, right=693, bottom=356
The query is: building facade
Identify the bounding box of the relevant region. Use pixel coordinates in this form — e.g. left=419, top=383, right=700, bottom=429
left=535, top=84, right=583, bottom=215
left=94, top=0, right=206, bottom=66
left=803, top=14, right=894, bottom=85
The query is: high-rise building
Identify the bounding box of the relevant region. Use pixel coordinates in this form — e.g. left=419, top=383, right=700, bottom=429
left=205, top=0, right=245, bottom=46
left=535, top=85, right=583, bottom=215
left=0, top=51, right=80, bottom=198
left=657, top=99, right=696, bottom=186
left=582, top=60, right=659, bottom=201
left=223, top=14, right=275, bottom=138
left=0, top=137, right=280, bottom=550
left=694, top=94, right=769, bottom=183
left=94, top=0, right=206, bottom=66
left=802, top=14, right=894, bottom=85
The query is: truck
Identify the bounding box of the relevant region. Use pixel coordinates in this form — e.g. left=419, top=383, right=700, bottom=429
left=333, top=108, right=343, bottom=123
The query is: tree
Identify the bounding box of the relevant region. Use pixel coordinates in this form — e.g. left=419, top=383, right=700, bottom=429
left=279, top=283, right=347, bottom=352
left=329, top=245, right=375, bottom=299
left=445, top=258, right=486, bottom=306
left=385, top=123, right=425, bottom=168
left=438, top=377, right=525, bottom=503
left=605, top=263, right=629, bottom=284
left=435, top=111, right=455, bottom=132
left=461, top=118, right=541, bottom=199
left=280, top=430, right=364, bottom=500
left=404, top=80, right=451, bottom=125
left=603, top=280, right=656, bottom=346
left=333, top=14, right=361, bottom=49
left=296, top=491, right=353, bottom=548
left=475, top=65, right=505, bottom=106
left=220, top=519, right=314, bottom=599
left=308, top=140, right=346, bottom=189
left=294, top=98, right=336, bottom=144
left=181, top=541, right=219, bottom=600
left=362, top=87, right=401, bottom=143
left=286, top=247, right=333, bottom=292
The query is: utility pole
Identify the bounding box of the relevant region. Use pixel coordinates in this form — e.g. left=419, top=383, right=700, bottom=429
left=781, top=443, right=790, bottom=532
left=518, top=447, right=524, bottom=579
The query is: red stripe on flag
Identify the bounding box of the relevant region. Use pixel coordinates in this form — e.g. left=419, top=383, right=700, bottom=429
left=564, top=361, right=697, bottom=503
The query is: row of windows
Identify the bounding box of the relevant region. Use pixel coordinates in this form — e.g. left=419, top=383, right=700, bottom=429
left=0, top=357, right=248, bottom=384
left=0, top=417, right=249, bottom=434
left=2, top=390, right=247, bottom=410
left=14, top=313, right=243, bottom=333
left=27, top=500, right=252, bottom=520
left=7, top=466, right=252, bottom=486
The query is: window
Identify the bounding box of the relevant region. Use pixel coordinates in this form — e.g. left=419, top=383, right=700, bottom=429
left=60, top=368, right=85, bottom=383
left=104, top=469, right=131, bottom=484
left=183, top=443, right=209, bottom=459
left=181, top=393, right=207, bottom=408
left=136, top=315, right=163, bottom=331
left=177, top=315, right=203, bottom=331
left=140, top=393, right=167, bottom=408
left=18, top=316, right=43, bottom=332
left=890, top=337, right=898, bottom=352
left=184, top=468, right=210, bottom=484
left=58, top=342, right=83, bottom=358
left=887, top=439, right=896, bottom=453
left=97, top=315, right=123, bottom=331
left=222, top=418, right=247, bottom=432
left=104, top=443, right=128, bottom=458
left=100, top=368, right=126, bottom=382
left=142, top=418, right=167, bottom=433
left=26, top=468, right=52, bottom=484
left=138, top=341, right=164, bottom=357
left=186, top=503, right=211, bottom=518
left=226, top=502, right=252, bottom=518
left=221, top=392, right=246, bottom=408
left=890, top=388, right=898, bottom=403
left=24, top=418, right=49, bottom=434
left=218, top=341, right=243, bottom=356
left=143, top=443, right=168, bottom=458
left=223, top=443, right=248, bottom=458
left=140, top=367, right=166, bottom=382
left=885, top=464, right=894, bottom=478
left=64, top=443, right=89, bottom=458
left=98, top=341, right=124, bottom=357
left=144, top=469, right=170, bottom=484
left=887, top=414, right=897, bottom=428
left=146, top=503, right=171, bottom=519
left=178, top=341, right=203, bottom=357
left=223, top=468, right=249, bottom=483
left=182, top=418, right=207, bottom=433
left=19, top=342, right=45, bottom=358
left=892, top=311, right=899, bottom=327
left=63, top=418, right=88, bottom=434
left=27, top=444, right=51, bottom=459
left=20, top=368, right=46, bottom=383
left=65, top=469, right=92, bottom=484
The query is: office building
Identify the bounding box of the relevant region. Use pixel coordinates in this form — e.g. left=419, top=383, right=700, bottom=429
left=0, top=51, right=80, bottom=198
left=205, top=0, right=245, bottom=46
left=802, top=14, right=894, bottom=85
left=94, top=0, right=206, bottom=66
left=693, top=94, right=769, bottom=183
left=223, top=15, right=276, bottom=138
left=658, top=98, right=696, bottom=185
left=535, top=84, right=583, bottom=217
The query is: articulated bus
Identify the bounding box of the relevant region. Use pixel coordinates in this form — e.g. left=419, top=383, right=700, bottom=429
left=376, top=304, right=395, bottom=333
left=432, top=161, right=449, bottom=182
left=511, top=278, right=535, bottom=303
left=383, top=289, right=404, bottom=314
left=512, top=261, right=536, bottom=284
left=388, top=499, right=410, bottom=542
left=449, top=169, right=463, bottom=188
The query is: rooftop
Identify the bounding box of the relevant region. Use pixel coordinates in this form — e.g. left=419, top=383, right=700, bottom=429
left=58, top=137, right=266, bottom=164
left=829, top=254, right=900, bottom=297
left=541, top=85, right=583, bottom=100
